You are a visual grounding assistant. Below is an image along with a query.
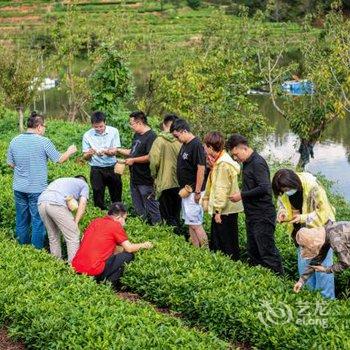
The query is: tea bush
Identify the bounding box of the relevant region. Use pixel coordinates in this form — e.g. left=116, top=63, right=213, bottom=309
left=122, top=219, right=350, bottom=349
left=0, top=230, right=229, bottom=349
left=2, top=116, right=350, bottom=348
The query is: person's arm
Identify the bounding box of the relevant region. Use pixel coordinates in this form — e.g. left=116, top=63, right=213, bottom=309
left=296, top=253, right=325, bottom=290
left=298, top=184, right=334, bottom=226
left=74, top=197, right=87, bottom=225
left=194, top=164, right=205, bottom=203
left=324, top=247, right=350, bottom=273
left=126, top=155, right=150, bottom=166
left=120, top=240, right=153, bottom=253
left=276, top=197, right=289, bottom=223
left=7, top=145, right=15, bottom=168
left=149, top=138, right=162, bottom=178
left=117, top=148, right=131, bottom=157
left=58, top=145, right=77, bottom=164
left=104, top=129, right=121, bottom=156
left=241, top=161, right=271, bottom=199
left=83, top=149, right=96, bottom=160
left=212, top=163, right=232, bottom=214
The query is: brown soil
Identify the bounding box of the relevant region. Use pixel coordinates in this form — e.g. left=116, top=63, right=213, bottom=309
left=0, top=328, right=25, bottom=350
left=117, top=291, right=182, bottom=317
left=0, top=16, right=40, bottom=24
left=0, top=5, right=35, bottom=12
left=126, top=2, right=142, bottom=9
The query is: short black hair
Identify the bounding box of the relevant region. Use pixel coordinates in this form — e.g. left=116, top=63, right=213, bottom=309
left=108, top=202, right=127, bottom=216
left=170, top=118, right=191, bottom=133
left=27, top=111, right=44, bottom=128
left=130, top=110, right=147, bottom=125
left=75, top=175, right=88, bottom=183
left=226, top=133, right=248, bottom=150
left=163, top=114, right=179, bottom=126
left=91, top=111, right=106, bottom=124
left=272, top=169, right=303, bottom=196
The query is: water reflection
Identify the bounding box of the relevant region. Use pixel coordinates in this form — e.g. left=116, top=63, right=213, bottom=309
left=257, top=96, right=350, bottom=201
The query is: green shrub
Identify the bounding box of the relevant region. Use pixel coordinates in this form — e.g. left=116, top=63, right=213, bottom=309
left=0, top=230, right=228, bottom=349
left=122, top=218, right=350, bottom=349
left=2, top=115, right=350, bottom=349
left=187, top=0, right=201, bottom=10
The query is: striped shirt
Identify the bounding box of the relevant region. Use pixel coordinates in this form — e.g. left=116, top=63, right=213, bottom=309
left=7, top=132, right=61, bottom=193
left=82, top=126, right=121, bottom=167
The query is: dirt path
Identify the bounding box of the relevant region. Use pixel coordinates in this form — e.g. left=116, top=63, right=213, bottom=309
left=0, top=328, right=25, bottom=350
left=116, top=290, right=252, bottom=350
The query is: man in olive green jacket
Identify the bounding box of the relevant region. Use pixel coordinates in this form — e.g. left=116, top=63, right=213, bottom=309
left=149, top=114, right=181, bottom=229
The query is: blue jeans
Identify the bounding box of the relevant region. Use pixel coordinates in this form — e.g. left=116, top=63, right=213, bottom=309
left=14, top=191, right=46, bottom=249
left=298, top=247, right=335, bottom=299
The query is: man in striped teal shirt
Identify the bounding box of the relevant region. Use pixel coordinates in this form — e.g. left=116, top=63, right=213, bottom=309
left=7, top=112, right=77, bottom=249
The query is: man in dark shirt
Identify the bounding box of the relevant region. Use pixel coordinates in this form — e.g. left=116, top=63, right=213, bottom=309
left=170, top=119, right=208, bottom=247
left=227, top=133, right=283, bottom=275
left=117, top=111, right=161, bottom=225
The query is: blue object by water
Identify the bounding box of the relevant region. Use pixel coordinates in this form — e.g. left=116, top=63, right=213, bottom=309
left=281, top=80, right=315, bottom=95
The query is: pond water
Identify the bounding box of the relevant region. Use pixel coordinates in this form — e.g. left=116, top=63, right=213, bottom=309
left=34, top=88, right=350, bottom=201
left=257, top=96, right=350, bottom=201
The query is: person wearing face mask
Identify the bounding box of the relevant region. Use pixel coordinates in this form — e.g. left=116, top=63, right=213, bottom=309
left=272, top=169, right=336, bottom=299
left=72, top=202, right=153, bottom=290
left=293, top=222, right=350, bottom=293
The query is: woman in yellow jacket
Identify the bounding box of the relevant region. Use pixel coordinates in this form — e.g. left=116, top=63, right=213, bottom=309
left=272, top=169, right=336, bottom=299
left=203, top=132, right=243, bottom=260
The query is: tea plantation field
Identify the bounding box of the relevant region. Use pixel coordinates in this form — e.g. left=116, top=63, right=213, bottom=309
left=1, top=112, right=350, bottom=349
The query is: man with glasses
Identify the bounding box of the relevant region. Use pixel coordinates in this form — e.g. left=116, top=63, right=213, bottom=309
left=7, top=111, right=77, bottom=249
left=83, top=111, right=122, bottom=210
left=117, top=111, right=161, bottom=225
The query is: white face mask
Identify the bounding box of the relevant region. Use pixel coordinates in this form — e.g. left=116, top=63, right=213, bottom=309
left=285, top=189, right=297, bottom=196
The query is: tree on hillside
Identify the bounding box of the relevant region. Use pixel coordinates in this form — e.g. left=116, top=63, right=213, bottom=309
left=89, top=45, right=134, bottom=145
left=156, top=52, right=268, bottom=141
left=50, top=4, right=93, bottom=121
left=0, top=44, right=44, bottom=132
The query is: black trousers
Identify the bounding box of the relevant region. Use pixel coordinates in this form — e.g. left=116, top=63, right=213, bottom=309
left=159, top=187, right=181, bottom=230
left=246, top=217, right=284, bottom=275
left=90, top=166, right=122, bottom=210
left=210, top=213, right=239, bottom=260
left=95, top=252, right=134, bottom=289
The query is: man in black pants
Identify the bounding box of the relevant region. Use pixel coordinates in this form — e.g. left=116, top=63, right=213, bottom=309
left=82, top=111, right=122, bottom=210
left=149, top=114, right=182, bottom=230
left=72, top=202, right=153, bottom=290
left=117, top=111, right=161, bottom=225
left=227, top=133, right=284, bottom=275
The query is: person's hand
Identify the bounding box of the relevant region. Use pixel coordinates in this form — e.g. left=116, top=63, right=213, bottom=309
left=311, top=265, right=327, bottom=273
left=67, top=144, right=77, bottom=155
left=277, top=211, right=287, bottom=223
left=104, top=148, right=116, bottom=156
left=214, top=213, right=222, bottom=224
left=125, top=158, right=135, bottom=166
left=293, top=280, right=304, bottom=293
left=290, top=214, right=301, bottom=224
left=194, top=192, right=201, bottom=203
left=229, top=192, right=242, bottom=203
left=85, top=148, right=95, bottom=156
left=142, top=241, right=153, bottom=249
